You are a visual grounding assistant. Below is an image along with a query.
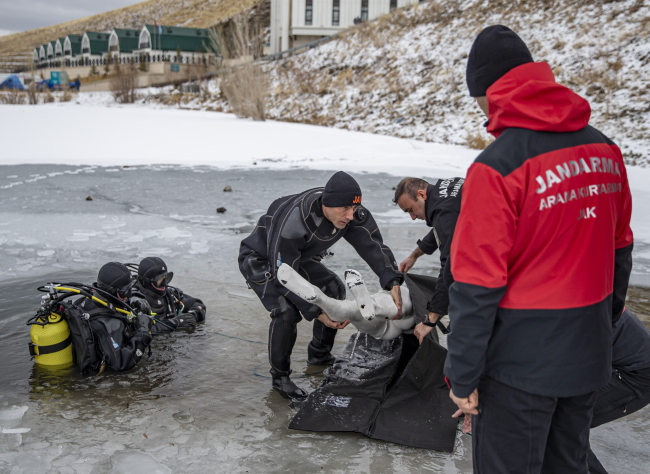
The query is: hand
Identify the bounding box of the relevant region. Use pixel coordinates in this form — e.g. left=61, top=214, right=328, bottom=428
left=449, top=388, right=479, bottom=416
left=130, top=297, right=151, bottom=316
left=318, top=312, right=350, bottom=330
left=169, top=311, right=197, bottom=333
left=136, top=312, right=152, bottom=332
left=390, top=285, right=402, bottom=320
left=414, top=322, right=434, bottom=344
left=399, top=248, right=424, bottom=273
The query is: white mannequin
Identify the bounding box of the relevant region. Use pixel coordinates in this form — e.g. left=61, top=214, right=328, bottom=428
left=277, top=264, right=417, bottom=340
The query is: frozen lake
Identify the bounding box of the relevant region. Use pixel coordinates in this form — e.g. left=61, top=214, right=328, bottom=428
left=0, top=165, right=648, bottom=473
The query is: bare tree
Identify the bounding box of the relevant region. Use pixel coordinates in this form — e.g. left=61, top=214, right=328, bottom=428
left=27, top=57, right=38, bottom=105
left=110, top=61, right=138, bottom=103
left=209, top=15, right=267, bottom=121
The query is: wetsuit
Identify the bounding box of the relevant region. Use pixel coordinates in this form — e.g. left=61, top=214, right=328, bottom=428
left=239, top=188, right=403, bottom=377
left=415, top=178, right=463, bottom=316
left=588, top=308, right=650, bottom=473
left=134, top=282, right=206, bottom=335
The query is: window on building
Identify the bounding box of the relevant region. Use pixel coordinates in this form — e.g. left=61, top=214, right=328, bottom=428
left=81, top=35, right=90, bottom=54
left=305, top=0, right=313, bottom=25
left=140, top=30, right=151, bottom=49
left=333, top=0, right=340, bottom=26
left=361, top=0, right=369, bottom=21
left=390, top=0, right=397, bottom=12
left=109, top=33, right=119, bottom=52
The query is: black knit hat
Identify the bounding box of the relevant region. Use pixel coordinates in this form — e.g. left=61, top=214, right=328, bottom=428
left=97, top=262, right=136, bottom=297
left=322, top=171, right=362, bottom=208
left=138, top=257, right=173, bottom=286
left=466, top=25, right=533, bottom=97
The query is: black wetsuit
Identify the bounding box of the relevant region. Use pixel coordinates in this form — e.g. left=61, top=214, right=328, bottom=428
left=588, top=308, right=650, bottom=474
left=239, top=188, right=403, bottom=376
left=134, top=282, right=206, bottom=335
left=415, top=178, right=463, bottom=316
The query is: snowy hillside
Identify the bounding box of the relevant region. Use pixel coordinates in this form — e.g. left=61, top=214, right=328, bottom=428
left=264, top=0, right=650, bottom=166
left=0, top=0, right=267, bottom=71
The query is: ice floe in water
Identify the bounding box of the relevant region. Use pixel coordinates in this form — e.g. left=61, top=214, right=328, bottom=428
left=0, top=405, right=28, bottom=429
left=110, top=451, right=171, bottom=474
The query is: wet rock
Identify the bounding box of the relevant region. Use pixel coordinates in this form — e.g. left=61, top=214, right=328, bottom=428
left=86, top=196, right=93, bottom=201
left=223, top=185, right=232, bottom=192
left=216, top=207, right=227, bottom=213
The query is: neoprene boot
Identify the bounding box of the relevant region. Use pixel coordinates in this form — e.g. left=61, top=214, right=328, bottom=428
left=307, top=318, right=337, bottom=365
left=270, top=369, right=308, bottom=400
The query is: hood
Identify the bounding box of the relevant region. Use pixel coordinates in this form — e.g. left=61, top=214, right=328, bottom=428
left=486, top=62, right=591, bottom=138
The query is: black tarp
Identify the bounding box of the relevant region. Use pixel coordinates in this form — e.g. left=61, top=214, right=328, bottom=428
left=289, top=274, right=459, bottom=452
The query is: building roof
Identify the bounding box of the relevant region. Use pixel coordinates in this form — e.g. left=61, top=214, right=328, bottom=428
left=111, top=28, right=141, bottom=53
left=65, top=35, right=83, bottom=56
left=84, top=31, right=110, bottom=55
left=142, top=24, right=211, bottom=53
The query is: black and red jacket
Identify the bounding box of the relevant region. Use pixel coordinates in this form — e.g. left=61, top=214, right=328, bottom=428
left=444, top=62, right=634, bottom=399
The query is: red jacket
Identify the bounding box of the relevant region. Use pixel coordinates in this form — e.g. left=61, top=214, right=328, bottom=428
left=444, top=62, right=634, bottom=398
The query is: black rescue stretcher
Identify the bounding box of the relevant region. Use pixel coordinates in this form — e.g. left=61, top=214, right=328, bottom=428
left=289, top=274, right=459, bottom=452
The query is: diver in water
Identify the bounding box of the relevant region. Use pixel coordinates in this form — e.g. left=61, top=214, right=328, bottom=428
left=74, top=261, right=153, bottom=373
left=239, top=171, right=404, bottom=400
left=393, top=176, right=463, bottom=343
left=133, top=257, right=206, bottom=335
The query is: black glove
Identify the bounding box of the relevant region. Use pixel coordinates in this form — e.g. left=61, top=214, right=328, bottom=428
left=168, top=311, right=197, bottom=333
left=130, top=297, right=151, bottom=316
left=136, top=312, right=152, bottom=332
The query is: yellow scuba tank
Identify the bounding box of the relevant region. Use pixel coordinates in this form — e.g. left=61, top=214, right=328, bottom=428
left=29, top=313, right=73, bottom=368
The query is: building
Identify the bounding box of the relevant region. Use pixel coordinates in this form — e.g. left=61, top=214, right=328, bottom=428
left=55, top=38, right=66, bottom=57
left=270, top=0, right=425, bottom=54
left=39, top=45, right=46, bottom=62
left=80, top=32, right=110, bottom=59
left=46, top=41, right=55, bottom=59
left=135, top=24, right=212, bottom=63
left=63, top=35, right=83, bottom=57
left=108, top=28, right=141, bottom=59
left=33, top=47, right=39, bottom=63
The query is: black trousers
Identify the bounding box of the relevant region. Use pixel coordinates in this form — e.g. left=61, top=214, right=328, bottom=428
left=241, top=253, right=345, bottom=377
left=587, top=367, right=650, bottom=474
left=471, top=376, right=597, bottom=474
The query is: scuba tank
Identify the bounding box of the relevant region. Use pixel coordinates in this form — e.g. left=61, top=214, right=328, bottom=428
left=28, top=311, right=73, bottom=368
left=27, top=282, right=153, bottom=374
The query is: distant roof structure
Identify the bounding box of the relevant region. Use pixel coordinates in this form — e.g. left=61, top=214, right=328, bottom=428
left=139, top=25, right=211, bottom=53
left=64, top=35, right=83, bottom=56
left=81, top=31, right=110, bottom=56
left=109, top=28, right=141, bottom=53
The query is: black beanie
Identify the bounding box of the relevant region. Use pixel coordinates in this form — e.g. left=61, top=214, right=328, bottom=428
left=97, top=262, right=134, bottom=295
left=322, top=171, right=362, bottom=207
left=466, top=25, right=533, bottom=97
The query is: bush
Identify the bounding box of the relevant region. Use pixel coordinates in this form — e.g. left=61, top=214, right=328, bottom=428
left=209, top=16, right=267, bottom=121
left=0, top=90, right=27, bottom=105
left=110, top=63, right=138, bottom=103
left=464, top=128, right=494, bottom=150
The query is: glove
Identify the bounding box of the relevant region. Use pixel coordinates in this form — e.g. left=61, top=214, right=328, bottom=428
left=168, top=311, right=197, bottom=333
left=136, top=312, right=152, bottom=332
left=130, top=297, right=151, bottom=316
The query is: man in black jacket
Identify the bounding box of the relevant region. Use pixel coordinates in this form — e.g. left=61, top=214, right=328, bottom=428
left=394, top=177, right=463, bottom=344
left=239, top=171, right=404, bottom=399
left=134, top=257, right=207, bottom=335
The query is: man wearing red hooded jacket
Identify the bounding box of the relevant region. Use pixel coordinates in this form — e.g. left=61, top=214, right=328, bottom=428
left=444, top=26, right=634, bottom=473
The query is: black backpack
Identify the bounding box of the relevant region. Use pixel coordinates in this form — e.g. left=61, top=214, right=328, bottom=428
left=62, top=299, right=152, bottom=374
